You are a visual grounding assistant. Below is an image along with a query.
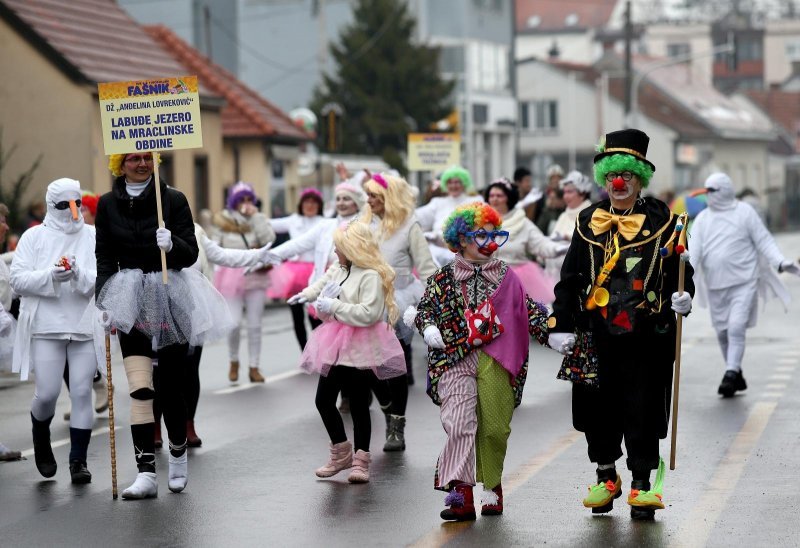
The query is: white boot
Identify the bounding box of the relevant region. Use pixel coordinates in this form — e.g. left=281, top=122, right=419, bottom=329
left=168, top=452, right=188, bottom=493
left=121, top=472, right=158, bottom=499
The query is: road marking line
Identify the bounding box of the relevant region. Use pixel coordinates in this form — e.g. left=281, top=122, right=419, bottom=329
left=775, top=363, right=796, bottom=369
left=213, top=369, right=302, bottom=395
left=765, top=383, right=787, bottom=390
left=768, top=374, right=792, bottom=381
left=408, top=430, right=582, bottom=548
left=20, top=425, right=119, bottom=458
left=673, top=401, right=777, bottom=548
left=759, top=392, right=784, bottom=399
left=779, top=350, right=800, bottom=357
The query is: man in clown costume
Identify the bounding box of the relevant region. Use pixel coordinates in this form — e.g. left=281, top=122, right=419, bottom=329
left=688, top=172, right=800, bottom=398
left=548, top=128, right=695, bottom=520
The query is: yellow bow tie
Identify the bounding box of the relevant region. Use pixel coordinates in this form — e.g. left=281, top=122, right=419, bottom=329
left=590, top=209, right=646, bottom=241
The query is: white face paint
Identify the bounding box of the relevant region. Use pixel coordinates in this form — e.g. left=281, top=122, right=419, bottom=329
left=43, top=178, right=84, bottom=234
left=704, top=172, right=736, bottom=211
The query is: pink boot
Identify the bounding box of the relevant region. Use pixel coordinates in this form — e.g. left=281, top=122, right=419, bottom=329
left=347, top=450, right=371, bottom=483
left=315, top=441, right=353, bottom=478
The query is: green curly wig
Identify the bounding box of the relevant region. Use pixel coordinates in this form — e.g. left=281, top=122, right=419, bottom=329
left=593, top=154, right=653, bottom=188
left=439, top=165, right=474, bottom=192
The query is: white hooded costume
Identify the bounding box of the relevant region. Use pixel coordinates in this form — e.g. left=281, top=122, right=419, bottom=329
left=10, top=178, right=97, bottom=429
left=690, top=172, right=799, bottom=373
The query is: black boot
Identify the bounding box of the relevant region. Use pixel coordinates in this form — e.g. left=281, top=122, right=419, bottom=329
left=68, top=428, right=92, bottom=484
left=131, top=423, right=157, bottom=473
left=718, top=370, right=746, bottom=398
left=31, top=413, right=57, bottom=478
left=383, top=415, right=406, bottom=452
left=629, top=479, right=655, bottom=520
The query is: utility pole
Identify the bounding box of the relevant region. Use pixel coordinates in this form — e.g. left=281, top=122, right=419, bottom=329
left=203, top=4, right=212, bottom=59
left=623, top=1, right=632, bottom=116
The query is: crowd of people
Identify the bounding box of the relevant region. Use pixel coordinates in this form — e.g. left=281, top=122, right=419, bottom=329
left=1, top=128, right=799, bottom=522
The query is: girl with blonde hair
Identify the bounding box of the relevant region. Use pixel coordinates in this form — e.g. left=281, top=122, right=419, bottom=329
left=296, top=220, right=405, bottom=483
left=362, top=173, right=437, bottom=451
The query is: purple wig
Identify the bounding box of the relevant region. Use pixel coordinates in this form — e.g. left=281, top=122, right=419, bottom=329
left=226, top=181, right=257, bottom=211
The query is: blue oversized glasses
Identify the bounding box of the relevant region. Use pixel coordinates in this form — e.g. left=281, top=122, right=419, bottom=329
left=464, top=229, right=509, bottom=248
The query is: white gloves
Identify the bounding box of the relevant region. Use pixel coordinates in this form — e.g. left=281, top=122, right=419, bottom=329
left=156, top=227, right=173, bottom=252
left=0, top=309, right=12, bottom=336
left=319, top=281, right=342, bottom=300
left=554, top=243, right=570, bottom=256
left=403, top=306, right=417, bottom=328
left=679, top=250, right=691, bottom=263
left=780, top=259, right=800, bottom=276
left=97, top=309, right=113, bottom=331
left=243, top=262, right=266, bottom=275
left=671, top=292, right=692, bottom=315
left=548, top=332, right=576, bottom=355
left=51, top=266, right=74, bottom=283
left=315, top=296, right=335, bottom=316
left=287, top=293, right=309, bottom=305
left=260, top=244, right=283, bottom=266
left=423, top=325, right=445, bottom=349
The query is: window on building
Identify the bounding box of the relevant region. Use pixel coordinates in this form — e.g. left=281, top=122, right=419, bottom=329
left=786, top=40, right=800, bottom=61
left=440, top=45, right=465, bottom=75
left=737, top=38, right=763, bottom=62
left=473, top=103, right=488, bottom=125
left=468, top=41, right=509, bottom=92
left=194, top=155, right=209, bottom=212
left=521, top=100, right=558, bottom=131
left=667, top=43, right=691, bottom=59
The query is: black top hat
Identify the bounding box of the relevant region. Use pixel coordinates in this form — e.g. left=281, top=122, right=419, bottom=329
left=593, top=128, right=656, bottom=172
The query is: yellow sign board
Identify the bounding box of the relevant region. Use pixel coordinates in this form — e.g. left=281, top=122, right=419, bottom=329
left=407, top=133, right=460, bottom=171
left=98, top=76, right=203, bottom=154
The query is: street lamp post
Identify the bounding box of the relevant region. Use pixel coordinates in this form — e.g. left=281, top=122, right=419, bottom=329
left=626, top=40, right=735, bottom=129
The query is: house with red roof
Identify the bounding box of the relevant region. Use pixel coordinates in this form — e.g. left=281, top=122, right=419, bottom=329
left=0, top=0, right=309, bottom=216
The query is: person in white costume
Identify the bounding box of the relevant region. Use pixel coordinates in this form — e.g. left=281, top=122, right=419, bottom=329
left=10, top=178, right=97, bottom=484
left=547, top=171, right=594, bottom=280
left=0, top=202, right=22, bottom=462
left=267, top=188, right=326, bottom=349
left=416, top=165, right=481, bottom=266
left=484, top=178, right=569, bottom=304
left=689, top=172, right=800, bottom=397
left=211, top=181, right=276, bottom=384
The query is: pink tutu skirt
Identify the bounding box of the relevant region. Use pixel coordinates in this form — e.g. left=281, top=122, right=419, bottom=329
left=511, top=262, right=556, bottom=304
left=300, top=320, right=406, bottom=380
left=267, top=261, right=314, bottom=299
left=214, top=265, right=269, bottom=298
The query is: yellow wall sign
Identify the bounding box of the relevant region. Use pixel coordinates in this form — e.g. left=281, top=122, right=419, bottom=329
left=98, top=76, right=203, bottom=154
left=407, top=133, right=460, bottom=171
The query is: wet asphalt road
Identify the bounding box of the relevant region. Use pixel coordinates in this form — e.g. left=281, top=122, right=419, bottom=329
left=1, top=234, right=799, bottom=547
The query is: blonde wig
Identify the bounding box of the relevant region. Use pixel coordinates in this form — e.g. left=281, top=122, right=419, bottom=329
left=361, top=174, right=416, bottom=239
left=333, top=221, right=399, bottom=325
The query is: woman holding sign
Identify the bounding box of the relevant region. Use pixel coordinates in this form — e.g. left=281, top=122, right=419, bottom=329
left=95, top=152, right=231, bottom=499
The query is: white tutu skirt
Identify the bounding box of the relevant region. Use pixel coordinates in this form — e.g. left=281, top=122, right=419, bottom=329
left=97, top=268, right=235, bottom=349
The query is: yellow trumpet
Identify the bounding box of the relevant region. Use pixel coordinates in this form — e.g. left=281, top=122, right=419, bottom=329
left=584, top=234, right=620, bottom=311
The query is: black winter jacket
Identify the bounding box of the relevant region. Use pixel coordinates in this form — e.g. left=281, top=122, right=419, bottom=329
left=95, top=177, right=198, bottom=298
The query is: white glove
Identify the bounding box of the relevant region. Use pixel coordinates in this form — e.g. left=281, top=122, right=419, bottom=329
left=51, top=266, right=74, bottom=283
left=0, top=309, right=12, bottom=336
left=423, top=325, right=445, bottom=349
left=156, top=227, right=173, bottom=252
left=780, top=260, right=800, bottom=276
left=287, top=293, right=309, bottom=305
left=548, top=332, right=576, bottom=355
left=315, top=296, right=335, bottom=316
left=260, top=245, right=283, bottom=266
left=243, top=262, right=265, bottom=275
left=554, top=243, right=570, bottom=256
left=403, top=306, right=417, bottom=328
left=319, top=281, right=342, bottom=300
left=97, top=309, right=113, bottom=331
left=671, top=292, right=692, bottom=315
left=679, top=250, right=691, bottom=263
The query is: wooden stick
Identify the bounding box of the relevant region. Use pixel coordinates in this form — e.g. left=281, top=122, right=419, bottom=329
left=152, top=151, right=168, bottom=285
left=670, top=214, right=689, bottom=471
left=105, top=333, right=118, bottom=499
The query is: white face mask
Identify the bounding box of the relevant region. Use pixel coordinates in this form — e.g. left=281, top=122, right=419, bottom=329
left=704, top=173, right=736, bottom=211
left=43, top=178, right=84, bottom=234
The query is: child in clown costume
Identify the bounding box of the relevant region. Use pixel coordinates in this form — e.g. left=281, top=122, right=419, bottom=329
left=413, top=202, right=550, bottom=521
left=548, top=129, right=695, bottom=520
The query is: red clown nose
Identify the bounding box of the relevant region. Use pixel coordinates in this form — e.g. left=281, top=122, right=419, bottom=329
left=479, top=241, right=499, bottom=256
left=612, top=177, right=625, bottom=191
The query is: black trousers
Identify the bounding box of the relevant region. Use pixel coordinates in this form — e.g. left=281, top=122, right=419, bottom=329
left=315, top=366, right=373, bottom=452
left=290, top=303, right=322, bottom=350
left=370, top=340, right=411, bottom=415
left=154, top=345, right=202, bottom=424
left=119, top=330, right=188, bottom=447
left=572, top=326, right=674, bottom=472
